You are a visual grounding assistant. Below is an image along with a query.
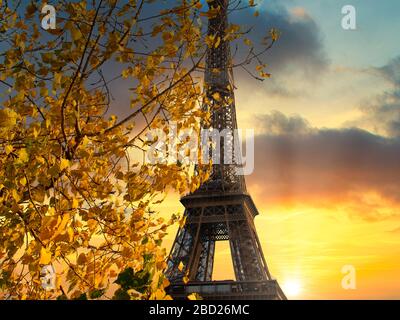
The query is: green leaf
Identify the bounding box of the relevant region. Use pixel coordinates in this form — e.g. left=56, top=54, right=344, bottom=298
left=73, top=293, right=88, bottom=300
left=90, top=289, right=105, bottom=299
left=114, top=267, right=151, bottom=293
left=112, top=288, right=130, bottom=300
left=114, top=267, right=135, bottom=289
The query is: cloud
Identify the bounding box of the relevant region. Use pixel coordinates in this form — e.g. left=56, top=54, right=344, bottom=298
left=255, top=111, right=313, bottom=135
left=359, top=56, right=400, bottom=137
left=290, top=7, right=311, bottom=20
left=232, top=2, right=328, bottom=82
left=248, top=112, right=400, bottom=221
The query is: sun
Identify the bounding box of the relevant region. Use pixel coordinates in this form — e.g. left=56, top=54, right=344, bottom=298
left=282, top=280, right=302, bottom=298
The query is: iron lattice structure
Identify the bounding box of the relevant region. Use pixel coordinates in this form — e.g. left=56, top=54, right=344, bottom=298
left=166, top=0, right=286, bottom=300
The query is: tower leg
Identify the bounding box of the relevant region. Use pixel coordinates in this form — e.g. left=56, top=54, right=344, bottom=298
left=166, top=224, right=196, bottom=282
left=228, top=220, right=269, bottom=281
left=192, top=237, right=215, bottom=281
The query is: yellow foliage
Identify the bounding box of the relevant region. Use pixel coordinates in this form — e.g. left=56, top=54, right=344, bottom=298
left=0, top=0, right=271, bottom=301
left=59, top=158, right=70, bottom=171
left=5, top=145, right=13, bottom=155
left=71, top=28, right=82, bottom=42
left=188, top=293, right=202, bottom=300
left=17, top=148, right=29, bottom=163
left=39, top=247, right=52, bottom=265
left=212, top=92, right=221, bottom=101
left=0, top=109, right=17, bottom=128
left=270, top=28, right=280, bottom=41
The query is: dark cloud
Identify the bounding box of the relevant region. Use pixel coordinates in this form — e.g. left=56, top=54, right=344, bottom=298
left=248, top=112, right=400, bottom=221
left=102, top=1, right=329, bottom=117
left=379, top=56, right=400, bottom=84
left=231, top=1, right=328, bottom=88
left=256, top=111, right=312, bottom=135
left=360, top=56, right=400, bottom=137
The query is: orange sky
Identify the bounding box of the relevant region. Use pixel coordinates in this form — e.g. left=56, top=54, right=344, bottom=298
left=158, top=183, right=400, bottom=299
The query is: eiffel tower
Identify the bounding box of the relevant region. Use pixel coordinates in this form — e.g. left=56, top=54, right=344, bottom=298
left=165, top=0, right=286, bottom=300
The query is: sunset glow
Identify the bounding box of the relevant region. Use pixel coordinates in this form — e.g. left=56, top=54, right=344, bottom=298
left=282, top=280, right=302, bottom=298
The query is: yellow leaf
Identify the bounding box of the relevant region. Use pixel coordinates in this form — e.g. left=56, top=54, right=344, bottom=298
left=40, top=86, right=48, bottom=97
left=67, top=227, right=74, bottom=242
left=260, top=71, right=271, bottom=78
left=178, top=261, right=184, bottom=272
left=12, top=189, right=21, bottom=202
left=214, top=36, right=221, bottom=48
left=5, top=145, right=13, bottom=155
left=212, top=92, right=221, bottom=101
left=188, top=293, right=202, bottom=300
left=20, top=177, right=27, bottom=186
left=81, top=135, right=90, bottom=147
left=244, top=38, right=252, bottom=46
left=270, top=28, right=280, bottom=41
left=162, top=278, right=170, bottom=288
left=72, top=198, right=79, bottom=209
left=121, top=69, right=130, bottom=79
left=36, top=156, right=45, bottom=165
left=41, top=52, right=52, bottom=63
left=0, top=109, right=17, bottom=128
left=17, top=148, right=29, bottom=163
left=60, top=158, right=70, bottom=171
left=87, top=219, right=97, bottom=232
left=179, top=215, right=187, bottom=228
left=256, top=64, right=265, bottom=71
left=33, top=127, right=39, bottom=138
left=152, top=289, right=167, bottom=300
left=39, top=247, right=52, bottom=265
left=71, top=28, right=82, bottom=41
left=54, top=72, right=62, bottom=87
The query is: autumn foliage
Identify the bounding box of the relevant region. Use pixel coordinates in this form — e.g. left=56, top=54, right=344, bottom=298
left=0, top=0, right=275, bottom=299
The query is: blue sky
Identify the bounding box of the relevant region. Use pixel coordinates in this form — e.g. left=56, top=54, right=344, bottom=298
left=230, top=0, right=400, bottom=133
left=262, top=0, right=400, bottom=67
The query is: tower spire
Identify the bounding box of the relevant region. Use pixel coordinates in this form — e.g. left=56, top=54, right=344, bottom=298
left=198, top=0, right=245, bottom=194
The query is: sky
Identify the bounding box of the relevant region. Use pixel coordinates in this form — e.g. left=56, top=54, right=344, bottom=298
left=157, top=0, right=400, bottom=299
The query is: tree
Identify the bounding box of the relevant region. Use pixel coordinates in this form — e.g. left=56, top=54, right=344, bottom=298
left=0, top=0, right=276, bottom=299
